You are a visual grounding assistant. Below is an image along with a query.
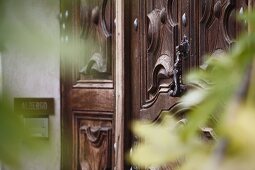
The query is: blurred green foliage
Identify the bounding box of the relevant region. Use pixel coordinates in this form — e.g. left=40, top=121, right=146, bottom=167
left=0, top=97, right=26, bottom=168
left=130, top=11, right=255, bottom=170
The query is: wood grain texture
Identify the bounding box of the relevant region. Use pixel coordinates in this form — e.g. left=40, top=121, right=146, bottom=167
left=130, top=0, right=180, bottom=124
left=61, top=0, right=115, bottom=169
left=74, top=113, right=113, bottom=170
left=61, top=0, right=254, bottom=169
left=128, top=0, right=250, bottom=169
left=71, top=88, right=114, bottom=112
left=199, top=0, right=248, bottom=64
left=129, top=0, right=249, bottom=131
left=78, top=0, right=114, bottom=80
left=115, top=0, right=125, bottom=168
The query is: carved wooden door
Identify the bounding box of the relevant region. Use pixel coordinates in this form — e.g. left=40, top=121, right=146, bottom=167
left=129, top=0, right=191, bottom=127
left=60, top=0, right=115, bottom=169
left=128, top=0, right=249, bottom=168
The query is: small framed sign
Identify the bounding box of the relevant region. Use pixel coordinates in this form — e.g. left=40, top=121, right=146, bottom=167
left=14, top=98, right=54, bottom=116
left=14, top=98, right=54, bottom=139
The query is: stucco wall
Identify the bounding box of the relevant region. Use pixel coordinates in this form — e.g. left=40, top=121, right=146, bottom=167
left=1, top=0, right=60, bottom=170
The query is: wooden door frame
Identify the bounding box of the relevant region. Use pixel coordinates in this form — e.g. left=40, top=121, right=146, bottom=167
left=114, top=0, right=132, bottom=169
left=60, top=0, right=116, bottom=169
left=60, top=0, right=255, bottom=169
left=60, top=0, right=130, bottom=169
left=114, top=0, right=125, bottom=168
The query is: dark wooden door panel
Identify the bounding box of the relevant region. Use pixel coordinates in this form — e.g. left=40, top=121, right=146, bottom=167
left=129, top=0, right=251, bottom=169
left=71, top=88, right=114, bottom=112
left=131, top=0, right=181, bottom=121
left=78, top=0, right=114, bottom=80
left=60, top=0, right=253, bottom=169
left=61, top=0, right=115, bottom=169
left=75, top=112, right=113, bottom=170
left=130, top=0, right=249, bottom=124
left=199, top=0, right=248, bottom=63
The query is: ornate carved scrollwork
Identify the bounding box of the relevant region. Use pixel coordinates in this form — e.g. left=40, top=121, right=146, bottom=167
left=80, top=53, right=107, bottom=75
left=91, top=6, right=100, bottom=24
left=79, top=122, right=112, bottom=170
left=199, top=0, right=248, bottom=58
left=167, top=0, right=178, bottom=24
left=170, top=36, right=190, bottom=97
left=148, top=55, right=173, bottom=94
left=214, top=1, right=222, bottom=18
left=141, top=1, right=179, bottom=109
left=147, top=9, right=161, bottom=55
left=80, top=125, right=112, bottom=147
left=200, top=0, right=212, bottom=24
left=223, top=0, right=236, bottom=45
left=78, top=0, right=112, bottom=80
left=160, top=8, right=167, bottom=24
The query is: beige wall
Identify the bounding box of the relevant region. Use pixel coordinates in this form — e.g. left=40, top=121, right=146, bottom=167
left=2, top=0, right=60, bottom=170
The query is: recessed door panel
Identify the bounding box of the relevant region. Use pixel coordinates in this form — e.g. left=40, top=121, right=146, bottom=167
left=129, top=0, right=250, bottom=169
left=199, top=0, right=248, bottom=63
left=130, top=0, right=183, bottom=121
left=61, top=0, right=115, bottom=169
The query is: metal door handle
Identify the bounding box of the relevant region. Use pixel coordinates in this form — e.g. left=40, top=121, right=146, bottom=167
left=170, top=35, right=190, bottom=97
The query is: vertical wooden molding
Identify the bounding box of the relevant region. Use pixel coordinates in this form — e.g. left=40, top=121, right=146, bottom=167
left=115, top=0, right=125, bottom=169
